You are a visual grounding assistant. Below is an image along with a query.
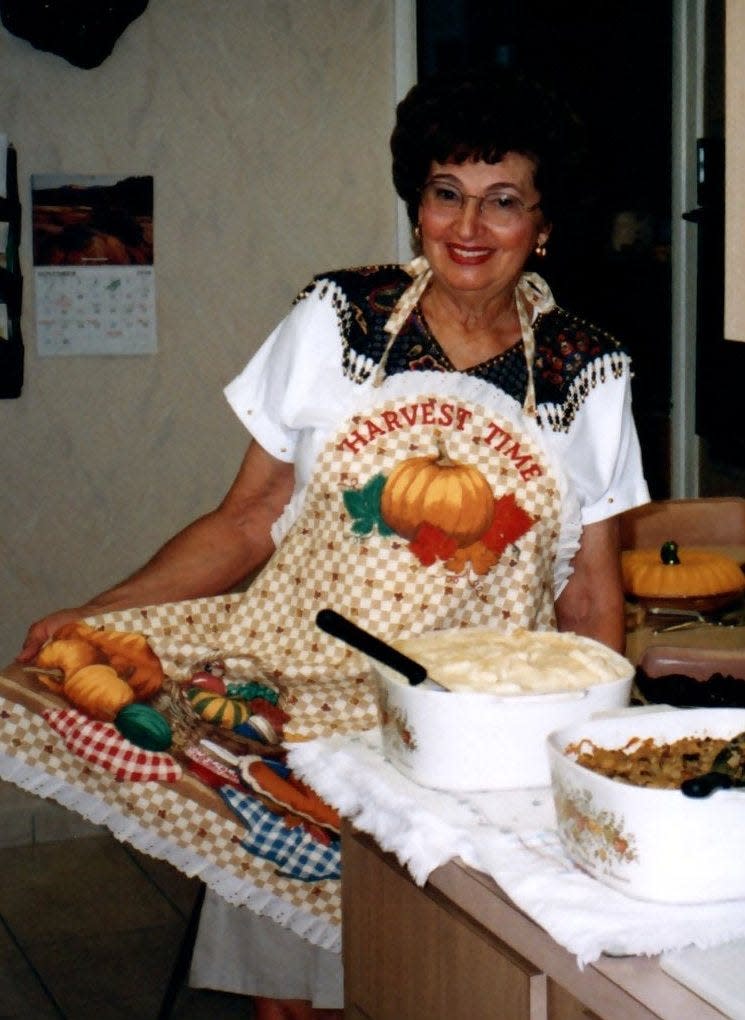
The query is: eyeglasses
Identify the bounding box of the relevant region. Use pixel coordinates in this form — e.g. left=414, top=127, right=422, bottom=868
left=420, top=179, right=541, bottom=227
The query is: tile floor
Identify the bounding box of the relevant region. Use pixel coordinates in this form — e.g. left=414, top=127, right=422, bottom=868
left=0, top=787, right=254, bottom=1019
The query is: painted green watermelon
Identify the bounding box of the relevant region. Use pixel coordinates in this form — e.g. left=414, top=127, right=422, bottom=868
left=115, top=703, right=173, bottom=751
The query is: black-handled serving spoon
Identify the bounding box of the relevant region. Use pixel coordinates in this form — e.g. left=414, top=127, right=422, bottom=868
left=315, top=609, right=446, bottom=690
left=681, top=729, right=745, bottom=798
left=681, top=772, right=745, bottom=797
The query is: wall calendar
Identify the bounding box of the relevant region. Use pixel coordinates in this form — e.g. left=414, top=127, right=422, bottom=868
left=31, top=172, right=156, bottom=356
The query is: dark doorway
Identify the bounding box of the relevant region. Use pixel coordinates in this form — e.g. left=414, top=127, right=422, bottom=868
left=694, top=5, right=745, bottom=497
left=417, top=1, right=673, bottom=498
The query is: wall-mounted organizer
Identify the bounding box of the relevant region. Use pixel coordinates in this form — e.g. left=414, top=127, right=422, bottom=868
left=0, top=135, right=23, bottom=398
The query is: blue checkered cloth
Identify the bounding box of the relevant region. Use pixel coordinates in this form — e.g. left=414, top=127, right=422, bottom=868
left=220, top=786, right=341, bottom=882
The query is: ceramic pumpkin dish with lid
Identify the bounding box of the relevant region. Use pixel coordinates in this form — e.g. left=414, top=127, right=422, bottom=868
left=621, top=539, right=745, bottom=610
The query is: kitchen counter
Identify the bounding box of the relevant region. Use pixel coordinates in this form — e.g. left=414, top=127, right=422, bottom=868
left=342, top=824, right=730, bottom=1020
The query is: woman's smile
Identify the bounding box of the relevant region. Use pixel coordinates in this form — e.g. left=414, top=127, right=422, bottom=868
left=446, top=243, right=495, bottom=266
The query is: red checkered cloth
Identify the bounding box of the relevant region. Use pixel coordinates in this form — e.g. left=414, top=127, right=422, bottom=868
left=43, top=708, right=182, bottom=782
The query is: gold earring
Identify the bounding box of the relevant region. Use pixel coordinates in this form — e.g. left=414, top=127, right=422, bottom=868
left=534, top=240, right=547, bottom=258
left=413, top=223, right=422, bottom=243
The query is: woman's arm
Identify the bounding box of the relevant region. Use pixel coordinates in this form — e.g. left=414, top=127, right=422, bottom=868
left=18, top=441, right=295, bottom=661
left=554, top=516, right=626, bottom=653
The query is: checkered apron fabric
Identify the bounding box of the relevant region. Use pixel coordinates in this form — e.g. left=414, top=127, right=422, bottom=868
left=0, top=695, right=341, bottom=946
left=89, top=384, right=564, bottom=743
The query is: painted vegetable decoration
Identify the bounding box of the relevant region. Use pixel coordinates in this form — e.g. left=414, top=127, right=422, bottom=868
left=84, top=628, right=164, bottom=700
left=115, top=703, right=173, bottom=751
left=189, top=670, right=227, bottom=695
left=621, top=539, right=745, bottom=598
left=62, top=664, right=135, bottom=720
left=55, top=621, right=165, bottom=699
left=181, top=664, right=285, bottom=742
left=35, top=638, right=101, bottom=684
left=28, top=623, right=167, bottom=720
left=186, top=689, right=250, bottom=730
left=380, top=442, right=494, bottom=547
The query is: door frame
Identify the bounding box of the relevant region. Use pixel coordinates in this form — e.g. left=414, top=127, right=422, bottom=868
left=671, top=0, right=705, bottom=495
left=394, top=0, right=417, bottom=261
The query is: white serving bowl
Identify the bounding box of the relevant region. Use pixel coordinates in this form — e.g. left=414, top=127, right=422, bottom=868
left=548, top=707, right=745, bottom=903
left=372, top=629, right=634, bottom=792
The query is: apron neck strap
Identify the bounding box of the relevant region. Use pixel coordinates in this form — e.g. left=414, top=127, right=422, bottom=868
left=376, top=256, right=432, bottom=386
left=379, top=261, right=556, bottom=407
left=515, top=272, right=556, bottom=417
left=516, top=284, right=538, bottom=417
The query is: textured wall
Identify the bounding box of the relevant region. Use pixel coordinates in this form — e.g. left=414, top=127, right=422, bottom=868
left=0, top=1, right=403, bottom=663
left=725, top=0, right=745, bottom=342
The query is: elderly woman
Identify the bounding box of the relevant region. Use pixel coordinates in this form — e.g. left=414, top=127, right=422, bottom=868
left=20, top=67, right=648, bottom=1019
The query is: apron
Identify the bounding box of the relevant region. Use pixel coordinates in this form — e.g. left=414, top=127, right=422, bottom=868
left=88, top=266, right=581, bottom=741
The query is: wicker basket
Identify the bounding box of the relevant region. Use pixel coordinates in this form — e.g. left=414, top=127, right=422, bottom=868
left=151, top=676, right=285, bottom=762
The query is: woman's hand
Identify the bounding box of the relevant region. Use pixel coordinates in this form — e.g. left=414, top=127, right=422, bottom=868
left=17, top=608, right=89, bottom=663
left=555, top=516, right=626, bottom=653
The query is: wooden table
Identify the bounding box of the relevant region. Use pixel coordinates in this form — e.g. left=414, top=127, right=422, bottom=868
left=343, top=826, right=730, bottom=1020
left=343, top=597, right=745, bottom=1020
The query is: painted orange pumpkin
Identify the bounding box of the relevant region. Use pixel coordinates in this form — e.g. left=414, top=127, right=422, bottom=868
left=63, top=664, right=135, bottom=721
left=621, top=541, right=745, bottom=598
left=34, top=638, right=101, bottom=688
left=380, top=444, right=494, bottom=547
left=85, top=628, right=165, bottom=700
left=52, top=622, right=165, bottom=700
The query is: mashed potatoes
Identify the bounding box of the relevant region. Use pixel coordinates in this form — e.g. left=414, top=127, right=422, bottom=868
left=393, top=627, right=632, bottom=694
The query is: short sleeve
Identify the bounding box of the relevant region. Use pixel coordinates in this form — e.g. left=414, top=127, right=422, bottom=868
left=223, top=285, right=349, bottom=464
left=542, top=358, right=650, bottom=525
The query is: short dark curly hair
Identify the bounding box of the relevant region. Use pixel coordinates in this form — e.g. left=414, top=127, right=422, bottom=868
left=390, top=66, right=588, bottom=229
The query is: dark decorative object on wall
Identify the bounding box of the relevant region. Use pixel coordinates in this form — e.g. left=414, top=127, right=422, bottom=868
left=0, top=0, right=148, bottom=69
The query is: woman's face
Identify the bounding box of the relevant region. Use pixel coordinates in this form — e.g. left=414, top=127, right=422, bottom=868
left=418, top=153, right=550, bottom=301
